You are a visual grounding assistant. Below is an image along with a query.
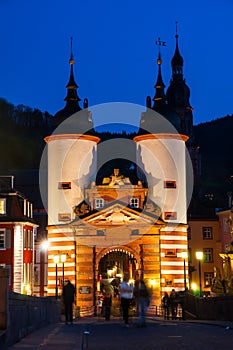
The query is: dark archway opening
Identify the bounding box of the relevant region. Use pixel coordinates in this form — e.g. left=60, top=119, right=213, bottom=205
left=97, top=249, right=137, bottom=316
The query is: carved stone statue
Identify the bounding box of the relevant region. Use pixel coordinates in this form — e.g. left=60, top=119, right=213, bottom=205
left=210, top=266, right=225, bottom=295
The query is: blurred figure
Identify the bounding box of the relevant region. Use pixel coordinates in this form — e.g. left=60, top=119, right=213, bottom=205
left=170, top=289, right=178, bottom=320
left=119, top=274, right=134, bottom=327
left=102, top=292, right=112, bottom=320
left=133, top=278, right=150, bottom=327
left=162, top=292, right=170, bottom=320
left=62, top=280, right=75, bottom=324
left=178, top=290, right=186, bottom=320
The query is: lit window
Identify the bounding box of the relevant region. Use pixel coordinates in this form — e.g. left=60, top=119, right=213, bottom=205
left=23, top=199, right=27, bottom=216
left=164, top=180, right=176, bottom=189
left=203, top=248, right=213, bottom=263
left=204, top=272, right=214, bottom=287
left=0, top=229, right=6, bottom=249
left=95, top=198, right=104, bottom=209
left=0, top=198, right=6, bottom=214
left=130, top=198, right=139, bottom=208
left=203, top=227, right=213, bottom=239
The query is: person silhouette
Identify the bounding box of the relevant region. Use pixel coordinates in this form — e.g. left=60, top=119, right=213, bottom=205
left=119, top=274, right=134, bottom=327
left=62, top=280, right=75, bottom=324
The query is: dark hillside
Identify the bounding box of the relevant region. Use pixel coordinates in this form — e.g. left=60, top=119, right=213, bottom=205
left=194, top=114, right=233, bottom=208
left=1, top=97, right=233, bottom=210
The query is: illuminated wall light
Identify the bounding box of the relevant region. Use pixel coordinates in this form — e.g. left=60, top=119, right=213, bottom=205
left=40, top=240, right=50, bottom=251
left=191, top=282, right=197, bottom=291
left=149, top=279, right=156, bottom=288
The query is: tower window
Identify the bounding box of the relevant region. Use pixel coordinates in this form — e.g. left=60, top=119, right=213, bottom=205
left=164, top=180, right=176, bottom=189
left=58, top=213, right=71, bottom=222
left=58, top=182, right=71, bottom=189
left=164, top=249, right=176, bottom=257
left=97, top=230, right=105, bottom=236
left=164, top=212, right=177, bottom=220
left=130, top=198, right=139, bottom=208
left=95, top=198, right=104, bottom=209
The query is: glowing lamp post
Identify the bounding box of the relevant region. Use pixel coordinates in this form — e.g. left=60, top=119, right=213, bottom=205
left=196, top=251, right=203, bottom=297
left=40, top=240, right=49, bottom=297
left=61, top=253, right=67, bottom=287
left=181, top=251, right=188, bottom=291
left=53, top=254, right=59, bottom=299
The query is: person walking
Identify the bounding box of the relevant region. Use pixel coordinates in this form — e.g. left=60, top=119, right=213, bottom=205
left=62, top=279, right=75, bottom=324
left=119, top=274, right=134, bottom=327
left=170, top=288, right=178, bottom=320
left=102, top=292, right=112, bottom=320
left=162, top=292, right=170, bottom=320
left=133, top=278, right=150, bottom=327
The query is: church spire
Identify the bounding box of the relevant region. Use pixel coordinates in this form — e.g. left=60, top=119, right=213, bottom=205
left=152, top=38, right=166, bottom=109
left=171, top=22, right=184, bottom=79
left=64, top=37, right=81, bottom=108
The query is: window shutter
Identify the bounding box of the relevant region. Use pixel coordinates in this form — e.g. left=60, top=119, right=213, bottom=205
left=6, top=229, right=11, bottom=248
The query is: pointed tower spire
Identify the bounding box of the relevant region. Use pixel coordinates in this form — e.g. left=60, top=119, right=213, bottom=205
left=171, top=22, right=184, bottom=78
left=64, top=37, right=81, bottom=107
left=152, top=38, right=166, bottom=109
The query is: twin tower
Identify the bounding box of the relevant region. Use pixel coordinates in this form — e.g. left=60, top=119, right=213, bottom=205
left=41, top=33, right=194, bottom=301
left=44, top=102, right=191, bottom=229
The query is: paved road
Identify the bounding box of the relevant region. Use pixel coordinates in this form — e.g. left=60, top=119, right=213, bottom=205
left=7, top=316, right=233, bottom=350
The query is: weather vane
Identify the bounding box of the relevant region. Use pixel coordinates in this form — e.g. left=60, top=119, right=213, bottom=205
left=156, top=37, right=166, bottom=55
left=156, top=37, right=166, bottom=47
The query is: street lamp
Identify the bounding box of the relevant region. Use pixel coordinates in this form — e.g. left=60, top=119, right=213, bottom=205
left=53, top=254, right=59, bottom=299
left=181, top=251, right=188, bottom=290
left=61, top=253, right=67, bottom=287
left=40, top=240, right=49, bottom=297
left=196, top=251, right=203, bottom=297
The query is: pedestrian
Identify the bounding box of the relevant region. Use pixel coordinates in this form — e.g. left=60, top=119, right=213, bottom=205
left=178, top=290, right=186, bottom=320
left=102, top=292, right=112, bottom=320
left=162, top=292, right=170, bottom=320
left=170, top=288, right=178, bottom=320
left=62, top=279, right=75, bottom=324
left=119, top=273, right=134, bottom=327
left=133, top=278, right=150, bottom=327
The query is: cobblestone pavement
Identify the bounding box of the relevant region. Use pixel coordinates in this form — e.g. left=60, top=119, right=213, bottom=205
left=7, top=316, right=233, bottom=350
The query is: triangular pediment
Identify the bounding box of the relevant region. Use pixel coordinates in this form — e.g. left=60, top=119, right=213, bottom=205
left=71, top=200, right=164, bottom=227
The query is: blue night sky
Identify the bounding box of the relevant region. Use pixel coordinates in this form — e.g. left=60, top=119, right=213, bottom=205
left=0, top=0, right=232, bottom=127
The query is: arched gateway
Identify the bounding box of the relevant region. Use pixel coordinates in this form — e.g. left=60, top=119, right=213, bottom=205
left=43, top=36, right=192, bottom=315
left=46, top=166, right=189, bottom=316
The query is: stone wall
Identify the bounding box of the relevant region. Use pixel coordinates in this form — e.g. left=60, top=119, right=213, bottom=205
left=0, top=268, right=61, bottom=348
left=185, top=292, right=233, bottom=321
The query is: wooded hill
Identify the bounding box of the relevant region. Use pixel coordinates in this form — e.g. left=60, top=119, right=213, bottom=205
left=0, top=97, right=233, bottom=209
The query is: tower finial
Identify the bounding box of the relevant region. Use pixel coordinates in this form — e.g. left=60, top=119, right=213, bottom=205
left=70, top=36, right=74, bottom=65
left=155, top=37, right=166, bottom=64
left=156, top=37, right=166, bottom=50
left=175, top=21, right=179, bottom=39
